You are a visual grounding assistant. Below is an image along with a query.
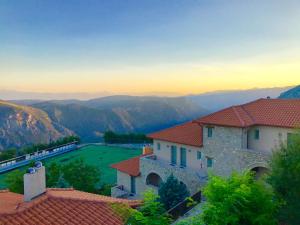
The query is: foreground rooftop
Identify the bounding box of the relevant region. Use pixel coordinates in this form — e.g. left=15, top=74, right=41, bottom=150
left=0, top=188, right=141, bottom=225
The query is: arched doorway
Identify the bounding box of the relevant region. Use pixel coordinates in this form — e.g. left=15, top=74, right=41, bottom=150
left=250, top=167, right=269, bottom=179
left=146, top=173, right=162, bottom=187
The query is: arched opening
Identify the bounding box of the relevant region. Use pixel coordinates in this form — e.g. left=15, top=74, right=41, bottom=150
left=250, top=167, right=269, bottom=179
left=146, top=173, right=162, bottom=187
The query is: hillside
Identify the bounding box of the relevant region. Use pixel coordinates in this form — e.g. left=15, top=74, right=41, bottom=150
left=278, top=85, right=300, bottom=99
left=0, top=100, right=73, bottom=151
left=32, top=96, right=208, bottom=142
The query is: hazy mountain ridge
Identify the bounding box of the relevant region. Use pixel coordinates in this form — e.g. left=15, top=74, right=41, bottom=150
left=278, top=85, right=300, bottom=99
left=0, top=100, right=73, bottom=151
left=1, top=86, right=298, bottom=150
left=32, top=96, right=208, bottom=142
left=188, top=86, right=292, bottom=112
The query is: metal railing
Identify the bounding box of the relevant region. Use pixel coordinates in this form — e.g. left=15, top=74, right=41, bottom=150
left=167, top=191, right=202, bottom=220
left=0, top=141, right=78, bottom=173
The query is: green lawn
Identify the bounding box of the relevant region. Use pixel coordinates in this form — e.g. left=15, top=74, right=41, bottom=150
left=0, top=145, right=142, bottom=189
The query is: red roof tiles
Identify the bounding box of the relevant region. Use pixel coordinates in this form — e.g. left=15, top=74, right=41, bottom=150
left=146, top=99, right=300, bottom=147
left=0, top=188, right=141, bottom=225
left=147, top=122, right=203, bottom=147
left=111, top=154, right=148, bottom=177
left=197, top=98, right=300, bottom=128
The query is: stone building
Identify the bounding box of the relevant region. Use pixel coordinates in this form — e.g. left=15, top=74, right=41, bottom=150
left=111, top=98, right=300, bottom=198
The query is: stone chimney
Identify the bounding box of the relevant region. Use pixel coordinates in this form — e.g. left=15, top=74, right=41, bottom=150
left=24, top=161, right=46, bottom=202
left=143, top=145, right=153, bottom=155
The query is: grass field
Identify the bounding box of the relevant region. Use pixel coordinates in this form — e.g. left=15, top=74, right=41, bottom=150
left=0, top=145, right=142, bottom=189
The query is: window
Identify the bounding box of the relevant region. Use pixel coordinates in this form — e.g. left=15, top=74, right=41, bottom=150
left=207, top=127, right=213, bottom=138
left=207, top=157, right=213, bottom=168
left=180, top=148, right=187, bottom=167
left=157, top=142, right=161, bottom=150
left=130, top=176, right=136, bottom=194
left=197, top=151, right=202, bottom=160
left=170, top=146, right=177, bottom=165
left=254, top=129, right=260, bottom=140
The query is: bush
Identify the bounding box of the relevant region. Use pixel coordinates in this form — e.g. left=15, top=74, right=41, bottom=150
left=127, top=189, right=171, bottom=225
left=5, top=170, right=24, bottom=194
left=201, top=172, right=278, bottom=225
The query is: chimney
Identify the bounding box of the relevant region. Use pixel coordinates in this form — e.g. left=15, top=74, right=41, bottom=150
left=24, top=161, right=46, bottom=202
left=143, top=145, right=153, bottom=155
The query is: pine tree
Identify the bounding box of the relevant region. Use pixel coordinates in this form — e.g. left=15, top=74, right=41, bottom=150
left=158, top=174, right=190, bottom=210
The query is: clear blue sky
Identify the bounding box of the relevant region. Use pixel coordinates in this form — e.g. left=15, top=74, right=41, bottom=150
left=1, top=0, right=300, bottom=94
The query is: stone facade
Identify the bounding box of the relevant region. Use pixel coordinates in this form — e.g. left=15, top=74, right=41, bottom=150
left=200, top=125, right=270, bottom=177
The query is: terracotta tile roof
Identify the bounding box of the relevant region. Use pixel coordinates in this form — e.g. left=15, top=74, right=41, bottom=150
left=111, top=154, right=147, bottom=177
left=197, top=98, right=300, bottom=128
left=147, top=122, right=203, bottom=147
left=0, top=188, right=141, bottom=225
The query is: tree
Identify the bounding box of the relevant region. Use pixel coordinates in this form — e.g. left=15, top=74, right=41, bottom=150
left=0, top=148, right=17, bottom=161
left=127, top=189, right=171, bottom=225
left=55, top=175, right=70, bottom=188
left=46, top=162, right=62, bottom=187
left=268, top=132, right=300, bottom=225
left=197, top=172, right=278, bottom=225
left=5, top=169, right=24, bottom=194
left=62, top=158, right=100, bottom=193
left=158, top=174, right=190, bottom=210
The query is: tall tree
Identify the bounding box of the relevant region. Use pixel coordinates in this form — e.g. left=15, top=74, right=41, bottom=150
left=268, top=132, right=300, bottom=225
left=158, top=174, right=190, bottom=210
left=62, top=158, right=100, bottom=193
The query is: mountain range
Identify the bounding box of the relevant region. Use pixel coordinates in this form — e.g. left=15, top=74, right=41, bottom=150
left=0, top=100, right=72, bottom=151
left=0, top=85, right=298, bottom=151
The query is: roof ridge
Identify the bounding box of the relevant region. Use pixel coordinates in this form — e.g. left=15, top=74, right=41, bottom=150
left=240, top=104, right=256, bottom=125
left=47, top=188, right=74, bottom=191
left=47, top=191, right=142, bottom=206
left=232, top=106, right=245, bottom=126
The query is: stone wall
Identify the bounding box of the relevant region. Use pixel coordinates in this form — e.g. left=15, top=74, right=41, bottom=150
left=201, top=125, right=270, bottom=176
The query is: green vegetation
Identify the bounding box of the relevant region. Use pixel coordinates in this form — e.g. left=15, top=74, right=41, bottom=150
left=127, top=189, right=172, bottom=225
left=5, top=170, right=24, bottom=194
left=177, top=172, right=278, bottom=225
left=268, top=132, right=300, bottom=225
left=62, top=158, right=100, bottom=192
left=6, top=159, right=100, bottom=194
left=103, top=131, right=152, bottom=144
left=158, top=174, right=190, bottom=210
left=0, top=145, right=142, bottom=189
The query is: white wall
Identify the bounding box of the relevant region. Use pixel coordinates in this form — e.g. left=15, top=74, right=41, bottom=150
left=247, top=126, right=295, bottom=154
left=116, top=171, right=145, bottom=198
left=153, top=140, right=205, bottom=170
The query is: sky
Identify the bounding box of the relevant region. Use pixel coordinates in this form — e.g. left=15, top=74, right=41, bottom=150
left=0, top=0, right=300, bottom=96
